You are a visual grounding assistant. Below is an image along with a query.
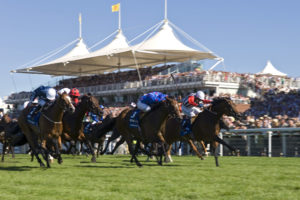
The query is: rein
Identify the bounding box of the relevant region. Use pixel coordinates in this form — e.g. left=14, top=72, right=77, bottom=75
left=42, top=113, right=62, bottom=124
left=206, top=107, right=218, bottom=116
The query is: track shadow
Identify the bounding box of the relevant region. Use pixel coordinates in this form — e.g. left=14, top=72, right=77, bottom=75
left=0, top=166, right=38, bottom=171
left=120, top=159, right=182, bottom=167
left=74, top=164, right=134, bottom=169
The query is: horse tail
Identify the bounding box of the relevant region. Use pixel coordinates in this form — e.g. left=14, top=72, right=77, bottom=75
left=93, top=117, right=117, bottom=139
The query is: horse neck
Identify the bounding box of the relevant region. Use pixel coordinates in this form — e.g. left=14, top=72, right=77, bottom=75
left=74, top=102, right=89, bottom=122
left=210, top=104, right=225, bottom=119
left=47, top=101, right=65, bottom=122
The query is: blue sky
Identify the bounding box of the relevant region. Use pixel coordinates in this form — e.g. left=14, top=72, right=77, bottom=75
left=1, top=0, right=299, bottom=97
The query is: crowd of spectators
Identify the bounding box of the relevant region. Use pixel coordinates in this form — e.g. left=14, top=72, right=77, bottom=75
left=57, top=65, right=174, bottom=88
left=99, top=89, right=300, bottom=130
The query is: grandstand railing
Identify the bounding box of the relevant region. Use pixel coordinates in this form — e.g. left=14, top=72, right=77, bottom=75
left=219, top=127, right=300, bottom=157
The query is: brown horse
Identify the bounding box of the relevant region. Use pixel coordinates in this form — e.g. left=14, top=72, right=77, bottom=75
left=0, top=114, right=27, bottom=162
left=18, top=93, right=75, bottom=167
left=185, top=97, right=240, bottom=166
left=61, top=94, right=103, bottom=162
left=163, top=115, right=207, bottom=162
left=114, top=97, right=182, bottom=167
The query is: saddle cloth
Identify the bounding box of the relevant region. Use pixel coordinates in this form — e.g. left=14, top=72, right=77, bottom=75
left=27, top=107, right=41, bottom=126
left=129, top=109, right=141, bottom=128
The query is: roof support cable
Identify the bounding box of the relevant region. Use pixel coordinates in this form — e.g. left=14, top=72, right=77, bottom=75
left=169, top=21, right=219, bottom=56
left=16, top=38, right=79, bottom=70
left=128, top=20, right=164, bottom=44
left=133, top=20, right=164, bottom=51
left=10, top=73, right=18, bottom=93
left=28, top=38, right=79, bottom=69
left=88, top=30, right=118, bottom=50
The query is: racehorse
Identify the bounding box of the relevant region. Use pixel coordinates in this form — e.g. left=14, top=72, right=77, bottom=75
left=61, top=94, right=103, bottom=162
left=18, top=93, right=75, bottom=167
left=114, top=97, right=182, bottom=167
left=162, top=115, right=207, bottom=162
left=0, top=114, right=27, bottom=162
left=183, top=97, right=240, bottom=166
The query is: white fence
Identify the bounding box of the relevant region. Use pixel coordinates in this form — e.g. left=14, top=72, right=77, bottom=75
left=219, top=128, right=300, bottom=157
left=1, top=128, right=300, bottom=157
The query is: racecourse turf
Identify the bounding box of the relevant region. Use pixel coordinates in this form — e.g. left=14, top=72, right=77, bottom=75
left=0, top=154, right=299, bottom=200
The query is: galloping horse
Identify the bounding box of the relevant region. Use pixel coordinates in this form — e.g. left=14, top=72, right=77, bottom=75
left=18, top=93, right=75, bottom=167
left=179, top=97, right=240, bottom=166
left=0, top=114, right=27, bottom=162
left=114, top=97, right=182, bottom=167
left=61, top=94, right=103, bottom=162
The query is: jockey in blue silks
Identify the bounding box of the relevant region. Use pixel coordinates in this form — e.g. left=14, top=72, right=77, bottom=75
left=129, top=92, right=167, bottom=129
left=137, top=91, right=168, bottom=112
left=83, top=105, right=104, bottom=134
left=27, top=85, right=57, bottom=125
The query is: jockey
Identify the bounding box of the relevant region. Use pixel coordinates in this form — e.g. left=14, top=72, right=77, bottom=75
left=137, top=91, right=168, bottom=112
left=181, top=90, right=212, bottom=136
left=83, top=105, right=103, bottom=134
left=69, top=88, right=80, bottom=106
left=130, top=91, right=167, bottom=130
left=27, top=86, right=56, bottom=122
left=57, top=88, right=71, bottom=95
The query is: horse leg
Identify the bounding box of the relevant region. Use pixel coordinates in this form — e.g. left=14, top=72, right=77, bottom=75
left=10, top=145, right=15, bottom=159
left=41, top=139, right=51, bottom=168
left=111, top=137, right=126, bottom=155
left=200, top=141, right=208, bottom=156
left=214, top=135, right=237, bottom=153
left=53, top=138, right=63, bottom=164
left=211, top=141, right=219, bottom=167
left=84, top=138, right=96, bottom=162
left=96, top=143, right=101, bottom=157
left=127, top=138, right=142, bottom=167
left=100, top=137, right=112, bottom=155
left=187, top=139, right=204, bottom=160
left=164, top=144, right=173, bottom=163
left=101, top=131, right=121, bottom=155
left=1, top=141, right=7, bottom=162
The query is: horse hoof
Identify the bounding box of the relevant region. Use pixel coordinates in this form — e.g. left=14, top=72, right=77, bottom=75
left=200, top=157, right=205, bottom=160
left=58, top=159, right=63, bottom=164
left=40, top=163, right=45, bottom=167
left=91, top=157, right=96, bottom=163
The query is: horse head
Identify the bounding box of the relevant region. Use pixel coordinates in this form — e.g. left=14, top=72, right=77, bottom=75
left=1, top=114, right=11, bottom=124
left=57, top=93, right=75, bottom=113
left=162, top=96, right=182, bottom=120
left=80, top=94, right=104, bottom=117
left=211, top=97, right=241, bottom=119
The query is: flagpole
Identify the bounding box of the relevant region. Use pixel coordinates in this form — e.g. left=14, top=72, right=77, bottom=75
left=119, top=3, right=121, bottom=30
left=79, top=13, right=82, bottom=39
left=164, top=0, right=167, bottom=20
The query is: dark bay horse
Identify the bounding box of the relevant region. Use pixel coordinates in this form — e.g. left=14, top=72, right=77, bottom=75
left=18, top=93, right=75, bottom=167
left=176, top=97, right=240, bottom=166
left=114, top=97, right=182, bottom=167
left=61, top=94, right=103, bottom=162
left=0, top=114, right=27, bottom=162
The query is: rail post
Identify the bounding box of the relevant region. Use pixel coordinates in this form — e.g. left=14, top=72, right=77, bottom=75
left=247, top=135, right=251, bottom=156
left=282, top=134, right=287, bottom=157
left=219, top=131, right=223, bottom=156
left=267, top=131, right=272, bottom=157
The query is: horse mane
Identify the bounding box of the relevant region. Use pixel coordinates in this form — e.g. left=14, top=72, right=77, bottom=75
left=211, top=97, right=231, bottom=106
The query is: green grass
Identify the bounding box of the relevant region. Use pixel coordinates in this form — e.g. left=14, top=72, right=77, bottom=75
left=0, top=155, right=299, bottom=200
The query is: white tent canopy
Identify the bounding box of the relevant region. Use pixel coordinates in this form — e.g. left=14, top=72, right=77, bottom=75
left=256, top=60, right=287, bottom=76
left=47, top=38, right=89, bottom=64
left=13, top=19, right=219, bottom=76
left=92, top=29, right=129, bottom=54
